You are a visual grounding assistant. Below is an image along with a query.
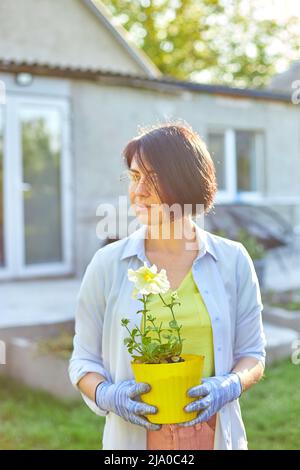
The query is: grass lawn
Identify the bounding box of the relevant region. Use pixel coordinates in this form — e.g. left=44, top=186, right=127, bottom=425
left=239, top=359, right=300, bottom=450
left=0, top=358, right=299, bottom=450
left=0, top=375, right=104, bottom=450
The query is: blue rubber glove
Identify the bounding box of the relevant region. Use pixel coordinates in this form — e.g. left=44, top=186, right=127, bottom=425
left=179, top=373, right=242, bottom=427
left=95, top=379, right=161, bottom=431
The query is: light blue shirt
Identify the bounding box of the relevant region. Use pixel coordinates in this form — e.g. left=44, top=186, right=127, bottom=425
left=69, top=220, right=266, bottom=450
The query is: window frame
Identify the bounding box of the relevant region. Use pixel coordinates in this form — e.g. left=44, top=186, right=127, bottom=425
left=0, top=76, right=73, bottom=280
left=206, top=127, right=264, bottom=204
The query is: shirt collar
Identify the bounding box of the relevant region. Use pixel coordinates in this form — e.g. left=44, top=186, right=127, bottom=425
left=120, top=220, right=218, bottom=263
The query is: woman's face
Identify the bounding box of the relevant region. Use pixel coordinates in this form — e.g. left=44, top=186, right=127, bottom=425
left=128, top=155, right=164, bottom=226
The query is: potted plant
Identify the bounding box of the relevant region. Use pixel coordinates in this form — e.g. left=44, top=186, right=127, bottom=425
left=121, top=262, right=205, bottom=425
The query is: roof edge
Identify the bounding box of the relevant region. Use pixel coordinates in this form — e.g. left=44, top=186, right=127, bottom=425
left=82, top=0, right=161, bottom=78
left=0, top=60, right=292, bottom=103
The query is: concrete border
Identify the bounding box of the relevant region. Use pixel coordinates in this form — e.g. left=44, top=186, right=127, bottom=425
left=263, top=307, right=300, bottom=333
left=0, top=321, right=78, bottom=400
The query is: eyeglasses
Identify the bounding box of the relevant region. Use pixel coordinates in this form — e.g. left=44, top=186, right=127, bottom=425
left=119, top=170, right=159, bottom=189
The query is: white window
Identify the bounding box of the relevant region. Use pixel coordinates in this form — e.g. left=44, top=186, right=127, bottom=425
left=207, top=129, right=264, bottom=202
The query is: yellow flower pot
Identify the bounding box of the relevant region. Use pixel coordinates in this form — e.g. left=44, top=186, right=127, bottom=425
left=131, top=354, right=205, bottom=424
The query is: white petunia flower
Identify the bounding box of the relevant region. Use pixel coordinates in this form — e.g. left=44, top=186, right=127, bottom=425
left=128, top=262, right=170, bottom=299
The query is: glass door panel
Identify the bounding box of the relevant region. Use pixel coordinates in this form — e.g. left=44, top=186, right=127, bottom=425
left=20, top=106, right=63, bottom=265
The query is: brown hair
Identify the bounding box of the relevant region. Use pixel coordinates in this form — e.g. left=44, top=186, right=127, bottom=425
left=122, top=121, right=217, bottom=217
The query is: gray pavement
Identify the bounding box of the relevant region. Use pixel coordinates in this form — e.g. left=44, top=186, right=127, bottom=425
left=0, top=278, right=80, bottom=328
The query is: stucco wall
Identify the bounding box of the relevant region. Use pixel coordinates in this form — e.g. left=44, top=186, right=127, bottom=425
left=0, top=0, right=146, bottom=75
left=71, top=80, right=300, bottom=274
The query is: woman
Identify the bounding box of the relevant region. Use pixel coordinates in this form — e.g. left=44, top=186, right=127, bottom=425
left=69, top=122, right=266, bottom=450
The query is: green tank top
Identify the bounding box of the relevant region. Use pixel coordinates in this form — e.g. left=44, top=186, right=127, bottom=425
left=141, top=269, right=215, bottom=378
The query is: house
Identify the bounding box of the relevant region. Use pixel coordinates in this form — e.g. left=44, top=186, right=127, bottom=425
left=0, top=0, right=299, bottom=281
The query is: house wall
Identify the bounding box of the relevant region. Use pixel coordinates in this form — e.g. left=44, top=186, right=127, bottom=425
left=71, top=80, right=300, bottom=274
left=1, top=71, right=299, bottom=277
left=0, top=0, right=146, bottom=75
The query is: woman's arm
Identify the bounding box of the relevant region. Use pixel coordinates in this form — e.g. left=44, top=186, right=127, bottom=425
left=233, top=244, right=267, bottom=368
left=179, top=356, right=265, bottom=427
left=78, top=372, right=107, bottom=402
left=232, top=356, right=265, bottom=393
left=231, top=244, right=266, bottom=393
left=178, top=243, right=267, bottom=428
left=68, top=252, right=112, bottom=416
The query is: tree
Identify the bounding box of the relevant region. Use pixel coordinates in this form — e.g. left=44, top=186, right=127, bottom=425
left=100, top=0, right=300, bottom=88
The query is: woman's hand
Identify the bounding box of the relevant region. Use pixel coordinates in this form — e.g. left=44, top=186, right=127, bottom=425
left=178, top=373, right=242, bottom=427
left=95, top=379, right=161, bottom=431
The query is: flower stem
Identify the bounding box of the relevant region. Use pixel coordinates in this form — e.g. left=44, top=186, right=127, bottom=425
left=158, top=293, right=182, bottom=344
left=141, top=295, right=148, bottom=333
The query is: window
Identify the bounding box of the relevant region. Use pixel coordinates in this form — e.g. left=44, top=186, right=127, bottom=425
left=236, top=130, right=258, bottom=192
left=207, top=129, right=264, bottom=201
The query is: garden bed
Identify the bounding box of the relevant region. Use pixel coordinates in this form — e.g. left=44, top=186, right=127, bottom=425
left=0, top=321, right=78, bottom=399
left=263, top=306, right=300, bottom=333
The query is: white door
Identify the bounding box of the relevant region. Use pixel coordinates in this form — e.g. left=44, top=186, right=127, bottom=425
left=0, top=95, right=72, bottom=279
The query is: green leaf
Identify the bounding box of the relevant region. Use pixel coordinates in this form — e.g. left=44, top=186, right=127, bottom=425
left=146, top=314, right=156, bottom=322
